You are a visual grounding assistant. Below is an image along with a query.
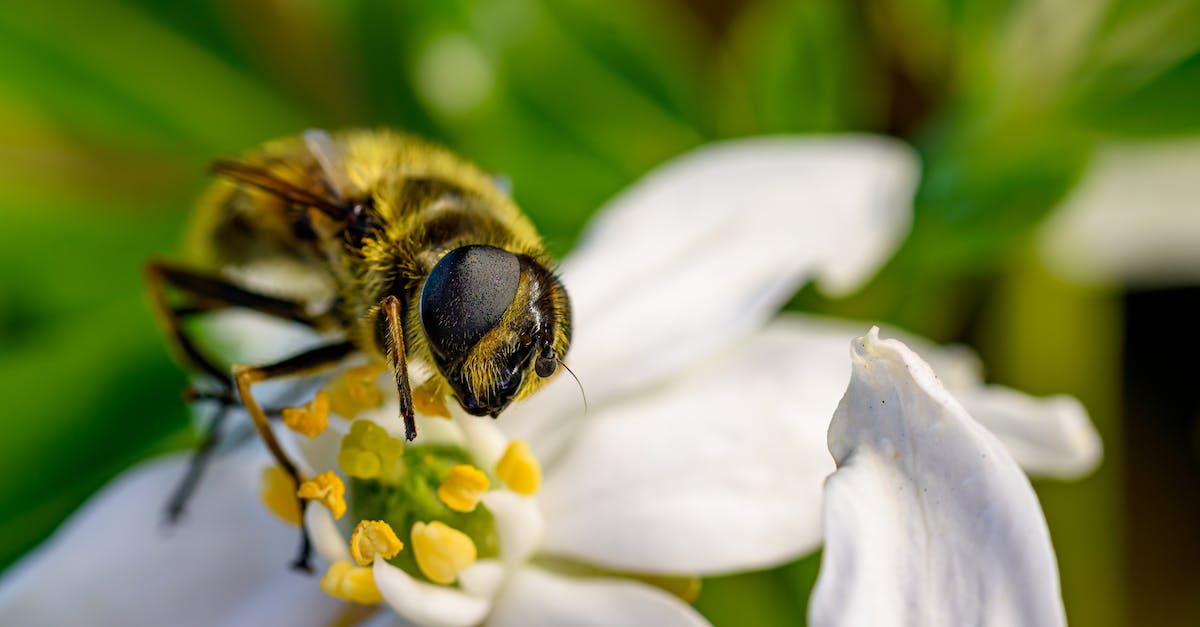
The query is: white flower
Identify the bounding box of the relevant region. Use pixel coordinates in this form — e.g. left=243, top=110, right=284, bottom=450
left=0, top=136, right=1100, bottom=626
left=812, top=328, right=1068, bottom=626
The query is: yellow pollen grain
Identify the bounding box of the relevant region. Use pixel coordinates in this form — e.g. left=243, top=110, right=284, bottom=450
left=411, top=521, right=477, bottom=585
left=259, top=465, right=301, bottom=526
left=412, top=379, right=451, bottom=419
left=320, top=560, right=382, bottom=605
left=326, top=363, right=386, bottom=418
left=297, top=470, right=347, bottom=519
left=350, top=520, right=404, bottom=566
left=437, top=465, right=490, bottom=512
left=496, top=440, right=541, bottom=495
left=281, top=391, right=331, bottom=438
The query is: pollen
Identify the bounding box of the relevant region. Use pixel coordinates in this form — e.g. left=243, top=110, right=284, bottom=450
left=496, top=439, right=541, bottom=495
left=437, top=465, right=490, bottom=513
left=326, top=363, right=386, bottom=418
left=259, top=465, right=301, bottom=526
left=297, top=470, right=347, bottom=519
left=412, top=379, right=450, bottom=419
left=350, top=520, right=404, bottom=566
left=320, top=560, right=382, bottom=605
left=338, top=420, right=405, bottom=482
left=411, top=521, right=477, bottom=585
left=281, top=391, right=331, bottom=438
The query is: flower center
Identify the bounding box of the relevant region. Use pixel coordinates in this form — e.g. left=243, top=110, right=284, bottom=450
left=261, top=376, right=546, bottom=605
left=344, top=436, right=501, bottom=584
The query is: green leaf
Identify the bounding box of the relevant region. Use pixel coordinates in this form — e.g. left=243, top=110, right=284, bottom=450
left=1077, top=49, right=1200, bottom=136
left=0, top=0, right=310, bottom=153
left=721, top=0, right=875, bottom=135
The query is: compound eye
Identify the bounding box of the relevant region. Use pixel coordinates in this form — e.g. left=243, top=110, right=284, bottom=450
left=420, top=245, right=521, bottom=361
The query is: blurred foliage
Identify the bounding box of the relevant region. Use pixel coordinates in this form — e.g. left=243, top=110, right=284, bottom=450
left=0, top=0, right=1197, bottom=624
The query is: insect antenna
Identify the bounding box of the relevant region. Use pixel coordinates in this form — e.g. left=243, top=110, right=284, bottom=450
left=556, top=357, right=587, bottom=416
left=210, top=160, right=347, bottom=220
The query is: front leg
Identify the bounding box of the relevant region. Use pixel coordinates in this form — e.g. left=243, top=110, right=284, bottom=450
left=380, top=295, right=417, bottom=441
left=233, top=341, right=355, bottom=572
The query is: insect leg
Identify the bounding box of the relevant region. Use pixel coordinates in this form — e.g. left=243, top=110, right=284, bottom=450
left=144, top=259, right=323, bottom=382
left=234, top=341, right=356, bottom=572
left=163, top=402, right=232, bottom=524
left=380, top=295, right=417, bottom=441
left=145, top=260, right=332, bottom=521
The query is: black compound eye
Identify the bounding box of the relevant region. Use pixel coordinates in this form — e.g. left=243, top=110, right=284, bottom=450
left=420, top=245, right=520, bottom=360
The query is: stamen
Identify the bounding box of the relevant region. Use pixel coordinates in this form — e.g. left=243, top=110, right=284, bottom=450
left=259, top=465, right=301, bottom=526
left=496, top=440, right=541, bottom=495
left=326, top=363, right=386, bottom=418
left=281, top=391, right=331, bottom=438
left=338, top=420, right=405, bottom=482
left=412, top=378, right=450, bottom=419
left=437, top=465, right=490, bottom=513
left=411, top=521, right=477, bottom=585
left=297, top=470, right=347, bottom=519
left=350, top=520, right=404, bottom=566
left=320, top=560, right=382, bottom=604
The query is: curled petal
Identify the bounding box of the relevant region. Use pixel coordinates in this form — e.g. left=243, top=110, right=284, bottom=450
left=774, top=315, right=1101, bottom=480
left=372, top=559, right=490, bottom=627
left=489, top=567, right=708, bottom=627
left=810, top=328, right=1066, bottom=627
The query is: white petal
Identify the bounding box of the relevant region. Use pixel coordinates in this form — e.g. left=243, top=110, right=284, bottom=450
left=0, top=447, right=344, bottom=627
left=489, top=567, right=708, bottom=627
left=293, top=419, right=350, bottom=477
left=305, top=505, right=351, bottom=565
left=958, top=387, right=1102, bottom=480
left=220, top=569, right=347, bottom=627
left=457, top=559, right=506, bottom=599
left=539, top=321, right=842, bottom=575
left=372, top=559, right=490, bottom=627
left=1039, top=138, right=1200, bottom=286
left=810, top=328, right=1066, bottom=627
left=479, top=491, right=544, bottom=566
left=772, top=315, right=1101, bottom=479
left=454, top=413, right=508, bottom=470
left=503, top=136, right=919, bottom=449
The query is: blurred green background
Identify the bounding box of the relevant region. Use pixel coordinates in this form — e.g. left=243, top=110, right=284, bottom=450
left=1, top=0, right=1198, bottom=624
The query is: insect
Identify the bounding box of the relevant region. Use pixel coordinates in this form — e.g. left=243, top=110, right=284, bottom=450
left=146, top=129, right=572, bottom=570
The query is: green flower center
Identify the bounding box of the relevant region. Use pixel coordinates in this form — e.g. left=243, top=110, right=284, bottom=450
left=347, top=442, right=499, bottom=582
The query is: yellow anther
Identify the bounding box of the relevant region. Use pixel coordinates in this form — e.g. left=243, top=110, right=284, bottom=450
left=326, top=363, right=386, bottom=418
left=496, top=440, right=541, bottom=495
left=437, top=465, right=490, bottom=513
left=350, top=520, right=404, bottom=566
left=339, top=420, right=404, bottom=481
left=412, top=379, right=450, bottom=419
left=297, top=470, right=347, bottom=519
left=259, top=465, right=301, bottom=526
left=411, top=521, right=477, bottom=585
left=320, top=560, right=382, bottom=605
left=338, top=448, right=382, bottom=478
left=281, top=391, right=331, bottom=438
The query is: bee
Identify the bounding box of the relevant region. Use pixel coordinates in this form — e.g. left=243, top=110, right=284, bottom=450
left=146, top=129, right=572, bottom=569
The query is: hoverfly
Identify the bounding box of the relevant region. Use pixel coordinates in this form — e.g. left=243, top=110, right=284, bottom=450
left=146, top=129, right=572, bottom=569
